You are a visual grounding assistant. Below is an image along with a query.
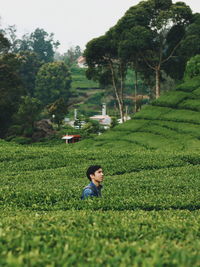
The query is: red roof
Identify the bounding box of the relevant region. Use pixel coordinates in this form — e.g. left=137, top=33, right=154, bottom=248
left=62, top=134, right=81, bottom=140
left=62, top=135, right=81, bottom=137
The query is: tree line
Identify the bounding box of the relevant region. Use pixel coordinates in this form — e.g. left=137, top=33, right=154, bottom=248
left=1, top=0, right=200, bottom=140
left=84, top=0, right=200, bottom=122
left=0, top=25, right=82, bottom=140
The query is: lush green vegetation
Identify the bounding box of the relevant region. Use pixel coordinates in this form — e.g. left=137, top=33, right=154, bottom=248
left=1, top=135, right=200, bottom=265
left=1, top=76, right=200, bottom=265
left=1, top=209, right=200, bottom=266
left=71, top=67, right=99, bottom=90
left=1, top=0, right=200, bottom=265
left=78, top=78, right=200, bottom=152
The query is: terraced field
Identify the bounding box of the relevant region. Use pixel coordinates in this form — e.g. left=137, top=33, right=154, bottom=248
left=1, top=78, right=200, bottom=266
left=78, top=78, right=200, bottom=152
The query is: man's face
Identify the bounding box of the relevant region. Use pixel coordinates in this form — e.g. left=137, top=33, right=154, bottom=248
left=91, top=168, right=104, bottom=183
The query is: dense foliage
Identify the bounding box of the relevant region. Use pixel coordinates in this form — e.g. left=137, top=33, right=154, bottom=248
left=0, top=137, right=200, bottom=265
left=84, top=0, right=194, bottom=120
left=184, top=54, right=200, bottom=79
left=35, top=62, right=71, bottom=106
left=0, top=75, right=200, bottom=266
left=0, top=53, right=25, bottom=137
left=76, top=77, right=200, bottom=151
left=1, top=2, right=200, bottom=264
left=0, top=28, right=62, bottom=139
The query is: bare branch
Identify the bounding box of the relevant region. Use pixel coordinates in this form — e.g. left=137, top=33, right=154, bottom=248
left=140, top=52, right=156, bottom=71
left=161, top=40, right=182, bottom=64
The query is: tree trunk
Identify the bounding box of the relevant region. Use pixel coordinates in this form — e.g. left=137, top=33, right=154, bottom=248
left=155, top=67, right=161, bottom=99
left=118, top=100, right=124, bottom=123
left=119, top=63, right=125, bottom=122
left=109, top=61, right=124, bottom=122
left=134, top=70, right=138, bottom=113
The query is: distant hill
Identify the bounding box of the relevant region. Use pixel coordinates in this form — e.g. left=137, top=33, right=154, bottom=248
left=77, top=78, right=200, bottom=151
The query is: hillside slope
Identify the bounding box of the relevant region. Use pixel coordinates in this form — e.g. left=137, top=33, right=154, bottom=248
left=1, top=79, right=200, bottom=265
left=78, top=78, right=200, bottom=151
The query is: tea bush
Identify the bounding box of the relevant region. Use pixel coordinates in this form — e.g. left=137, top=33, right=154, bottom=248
left=178, top=99, right=200, bottom=111
left=1, top=78, right=200, bottom=266
left=152, top=91, right=189, bottom=108
left=1, top=209, right=200, bottom=266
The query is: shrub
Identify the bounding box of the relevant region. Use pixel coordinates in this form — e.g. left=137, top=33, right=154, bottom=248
left=175, top=78, right=200, bottom=92
left=178, top=99, right=200, bottom=111
left=134, top=106, right=172, bottom=120
left=152, top=91, right=189, bottom=108
left=184, top=55, right=200, bottom=79
left=193, top=87, right=200, bottom=96
left=11, top=136, right=32, bottom=145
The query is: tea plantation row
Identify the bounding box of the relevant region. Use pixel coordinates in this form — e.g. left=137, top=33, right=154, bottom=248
left=1, top=140, right=200, bottom=211
left=1, top=77, right=200, bottom=266
left=0, top=139, right=200, bottom=265
left=1, top=209, right=200, bottom=266
left=76, top=78, right=200, bottom=151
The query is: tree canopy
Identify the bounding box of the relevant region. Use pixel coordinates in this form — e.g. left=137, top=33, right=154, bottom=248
left=16, top=51, right=42, bottom=97
left=184, top=54, right=200, bottom=80
left=30, top=28, right=60, bottom=63
left=3, top=26, right=59, bottom=62
left=0, top=34, right=10, bottom=54
left=35, top=62, right=71, bottom=106
left=85, top=0, right=194, bottom=103
left=0, top=53, right=25, bottom=137
left=10, top=96, right=42, bottom=137
left=114, top=0, right=193, bottom=98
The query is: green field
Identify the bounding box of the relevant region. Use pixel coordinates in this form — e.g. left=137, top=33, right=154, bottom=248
left=1, top=78, right=200, bottom=266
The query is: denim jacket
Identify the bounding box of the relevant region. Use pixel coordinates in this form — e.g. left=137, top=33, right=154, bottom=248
left=81, top=181, right=103, bottom=200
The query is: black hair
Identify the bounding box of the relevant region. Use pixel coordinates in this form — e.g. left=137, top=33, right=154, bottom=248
left=86, top=165, right=102, bottom=181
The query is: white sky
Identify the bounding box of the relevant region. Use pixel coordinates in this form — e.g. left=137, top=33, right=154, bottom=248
left=0, top=0, right=199, bottom=54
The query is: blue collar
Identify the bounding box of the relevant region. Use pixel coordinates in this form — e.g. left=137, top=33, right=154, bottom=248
left=89, top=181, right=103, bottom=190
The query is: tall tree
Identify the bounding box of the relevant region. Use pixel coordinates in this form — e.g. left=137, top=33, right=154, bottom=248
left=2, top=25, right=21, bottom=53
left=2, top=26, right=60, bottom=62
left=17, top=51, right=42, bottom=97
left=84, top=33, right=127, bottom=122
left=30, top=28, right=60, bottom=63
left=47, top=98, right=68, bottom=128
left=0, top=32, right=25, bottom=137
left=0, top=54, right=25, bottom=137
left=18, top=33, right=32, bottom=52
left=118, top=31, right=151, bottom=108
left=114, top=0, right=193, bottom=98
left=0, top=32, right=10, bottom=54
left=11, top=96, right=42, bottom=137
left=180, top=13, right=200, bottom=59
left=35, top=62, right=71, bottom=106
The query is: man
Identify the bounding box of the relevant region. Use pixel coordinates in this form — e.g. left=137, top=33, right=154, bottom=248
left=81, top=165, right=104, bottom=200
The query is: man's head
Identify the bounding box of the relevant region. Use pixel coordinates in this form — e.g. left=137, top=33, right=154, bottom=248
left=86, top=165, right=104, bottom=183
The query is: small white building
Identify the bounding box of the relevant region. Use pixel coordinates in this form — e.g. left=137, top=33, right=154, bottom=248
left=90, top=103, right=112, bottom=126
left=90, top=115, right=112, bottom=125
left=77, top=56, right=86, bottom=68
